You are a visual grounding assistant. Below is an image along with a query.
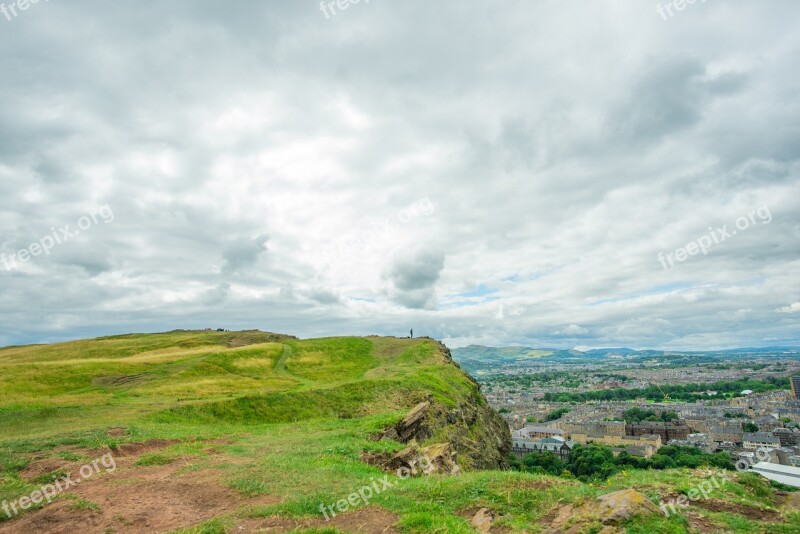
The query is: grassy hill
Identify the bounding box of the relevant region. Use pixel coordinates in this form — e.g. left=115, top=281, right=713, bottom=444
left=0, top=331, right=798, bottom=533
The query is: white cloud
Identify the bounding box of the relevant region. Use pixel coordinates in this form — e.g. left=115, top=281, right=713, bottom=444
left=778, top=303, right=800, bottom=314
left=553, top=324, right=590, bottom=336
left=0, top=0, right=798, bottom=349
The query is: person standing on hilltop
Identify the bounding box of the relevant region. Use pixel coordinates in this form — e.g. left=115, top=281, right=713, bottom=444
left=410, top=329, right=413, bottom=339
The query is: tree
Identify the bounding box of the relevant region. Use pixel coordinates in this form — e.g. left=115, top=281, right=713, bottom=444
left=544, top=408, right=571, bottom=422
left=660, top=411, right=679, bottom=422
left=567, top=444, right=616, bottom=480
left=743, top=422, right=759, bottom=433
left=522, top=451, right=565, bottom=476
left=623, top=407, right=656, bottom=423
left=651, top=454, right=677, bottom=469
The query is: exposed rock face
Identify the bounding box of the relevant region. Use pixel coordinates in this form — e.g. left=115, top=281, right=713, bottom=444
left=595, top=489, right=660, bottom=525
left=380, top=341, right=511, bottom=470
left=550, top=489, right=659, bottom=533
left=386, top=401, right=432, bottom=442
left=470, top=508, right=496, bottom=533
left=383, top=441, right=460, bottom=476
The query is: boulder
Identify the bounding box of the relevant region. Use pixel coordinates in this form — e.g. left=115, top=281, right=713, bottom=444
left=594, top=489, right=659, bottom=525
left=384, top=441, right=460, bottom=476
left=389, top=400, right=432, bottom=442
left=470, top=508, right=495, bottom=533
left=549, top=489, right=658, bottom=532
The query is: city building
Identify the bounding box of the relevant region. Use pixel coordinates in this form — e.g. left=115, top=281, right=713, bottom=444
left=627, top=421, right=690, bottom=442
left=517, top=425, right=565, bottom=440
left=667, top=433, right=714, bottom=452
left=743, top=432, right=781, bottom=450
left=773, top=428, right=800, bottom=447
left=791, top=376, right=800, bottom=400
left=558, top=420, right=626, bottom=437
left=571, top=432, right=662, bottom=451
left=611, top=444, right=657, bottom=459
left=511, top=435, right=577, bottom=460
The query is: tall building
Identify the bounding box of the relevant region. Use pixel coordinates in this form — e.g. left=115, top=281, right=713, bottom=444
left=792, top=376, right=800, bottom=400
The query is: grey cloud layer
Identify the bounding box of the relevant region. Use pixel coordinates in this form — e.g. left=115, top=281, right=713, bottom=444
left=0, top=0, right=799, bottom=349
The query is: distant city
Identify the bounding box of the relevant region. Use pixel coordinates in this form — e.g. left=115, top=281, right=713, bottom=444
left=453, top=345, right=800, bottom=485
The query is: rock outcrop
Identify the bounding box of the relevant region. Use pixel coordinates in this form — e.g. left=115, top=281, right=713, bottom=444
left=378, top=340, right=512, bottom=470
left=470, top=508, right=497, bottom=533
left=382, top=441, right=460, bottom=476
left=549, top=489, right=660, bottom=533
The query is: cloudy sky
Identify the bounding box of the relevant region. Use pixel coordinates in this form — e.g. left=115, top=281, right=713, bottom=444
left=1, top=0, right=799, bottom=350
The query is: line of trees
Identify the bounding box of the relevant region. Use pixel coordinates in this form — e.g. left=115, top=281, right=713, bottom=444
left=623, top=408, right=679, bottom=423
left=543, top=377, right=788, bottom=403
left=510, top=444, right=735, bottom=482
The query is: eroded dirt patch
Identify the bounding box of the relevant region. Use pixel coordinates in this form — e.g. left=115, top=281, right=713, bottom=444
left=236, top=506, right=400, bottom=533
left=692, top=499, right=782, bottom=522
left=1, top=441, right=279, bottom=534
left=109, top=439, right=181, bottom=458
left=525, top=480, right=555, bottom=491
left=685, top=511, right=722, bottom=533
left=779, top=491, right=800, bottom=511
left=19, top=458, right=75, bottom=481
left=93, top=373, right=151, bottom=387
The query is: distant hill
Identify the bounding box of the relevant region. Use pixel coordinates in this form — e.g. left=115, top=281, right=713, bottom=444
left=452, top=344, right=800, bottom=374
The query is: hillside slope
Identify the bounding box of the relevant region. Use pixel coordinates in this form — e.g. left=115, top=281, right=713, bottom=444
left=0, top=331, right=798, bottom=533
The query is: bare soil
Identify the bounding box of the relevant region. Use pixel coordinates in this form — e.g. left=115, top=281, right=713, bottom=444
left=692, top=499, right=782, bottom=522
left=233, top=506, right=401, bottom=533
left=685, top=511, right=722, bottom=533
left=0, top=439, right=280, bottom=534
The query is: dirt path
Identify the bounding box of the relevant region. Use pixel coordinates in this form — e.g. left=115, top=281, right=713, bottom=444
left=273, top=344, right=314, bottom=387
left=0, top=440, right=279, bottom=534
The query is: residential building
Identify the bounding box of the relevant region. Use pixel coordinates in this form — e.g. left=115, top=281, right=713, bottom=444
left=517, top=425, right=565, bottom=440
left=743, top=432, right=781, bottom=450
left=773, top=428, right=800, bottom=447
left=611, top=444, right=657, bottom=459
left=511, top=435, right=576, bottom=460
left=627, top=421, right=690, bottom=442
left=571, top=432, right=662, bottom=450
left=558, top=420, right=626, bottom=437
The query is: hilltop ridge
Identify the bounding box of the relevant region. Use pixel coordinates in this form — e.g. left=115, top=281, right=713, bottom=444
left=1, top=331, right=798, bottom=533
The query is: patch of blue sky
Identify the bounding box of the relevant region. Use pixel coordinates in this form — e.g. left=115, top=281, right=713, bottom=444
left=587, top=281, right=699, bottom=307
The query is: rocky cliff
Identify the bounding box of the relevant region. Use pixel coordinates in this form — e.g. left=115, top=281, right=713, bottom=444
left=379, top=339, right=512, bottom=470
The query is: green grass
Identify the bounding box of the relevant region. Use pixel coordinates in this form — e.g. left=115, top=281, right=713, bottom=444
left=67, top=497, right=101, bottom=512
left=0, top=330, right=797, bottom=533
